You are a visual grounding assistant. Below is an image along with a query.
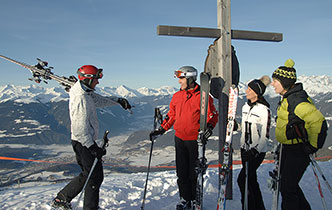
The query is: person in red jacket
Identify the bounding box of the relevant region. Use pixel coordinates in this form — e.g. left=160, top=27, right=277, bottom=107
left=150, top=66, right=218, bottom=210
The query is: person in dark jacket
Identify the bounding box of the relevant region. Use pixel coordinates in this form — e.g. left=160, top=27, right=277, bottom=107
left=237, top=75, right=271, bottom=210
left=271, top=59, right=327, bottom=210
left=150, top=66, right=218, bottom=210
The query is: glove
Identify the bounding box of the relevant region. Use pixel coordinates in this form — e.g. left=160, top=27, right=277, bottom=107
left=303, top=142, right=318, bottom=154
left=149, top=127, right=166, bottom=141
left=117, top=98, right=132, bottom=110
left=203, top=123, right=214, bottom=140
left=241, top=148, right=259, bottom=162
left=233, top=119, right=239, bottom=131
left=88, top=143, right=106, bottom=160
left=249, top=148, right=259, bottom=158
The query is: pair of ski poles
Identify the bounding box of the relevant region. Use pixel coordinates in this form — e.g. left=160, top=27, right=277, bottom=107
left=308, top=153, right=332, bottom=210
left=74, top=130, right=110, bottom=210
left=140, top=107, right=163, bottom=210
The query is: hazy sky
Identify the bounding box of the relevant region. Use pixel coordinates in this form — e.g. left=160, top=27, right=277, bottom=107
left=0, top=0, right=331, bottom=89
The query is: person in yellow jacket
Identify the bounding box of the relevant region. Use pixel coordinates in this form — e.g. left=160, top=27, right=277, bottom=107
left=271, top=59, right=328, bottom=210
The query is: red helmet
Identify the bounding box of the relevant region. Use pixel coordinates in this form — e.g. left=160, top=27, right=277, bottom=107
left=77, top=65, right=103, bottom=86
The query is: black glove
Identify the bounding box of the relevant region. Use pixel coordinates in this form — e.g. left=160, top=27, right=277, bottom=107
left=203, top=123, right=214, bottom=140
left=88, top=143, right=106, bottom=160
left=241, top=148, right=259, bottom=162
left=233, top=119, right=239, bottom=131
left=303, top=142, right=318, bottom=154
left=149, top=127, right=166, bottom=141
left=117, top=98, right=131, bottom=110
left=249, top=148, right=259, bottom=158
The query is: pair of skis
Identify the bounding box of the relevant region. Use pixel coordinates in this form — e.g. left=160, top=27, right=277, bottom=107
left=216, top=85, right=238, bottom=210
left=196, top=72, right=239, bottom=210
left=194, top=72, right=211, bottom=210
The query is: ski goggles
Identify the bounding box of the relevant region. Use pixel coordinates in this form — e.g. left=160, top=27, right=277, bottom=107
left=77, top=69, right=103, bottom=79
left=174, top=70, right=197, bottom=78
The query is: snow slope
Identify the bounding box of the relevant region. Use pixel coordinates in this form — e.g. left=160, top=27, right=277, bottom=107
left=1, top=160, right=331, bottom=210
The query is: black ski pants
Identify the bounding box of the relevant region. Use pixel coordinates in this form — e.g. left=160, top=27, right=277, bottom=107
left=57, top=140, right=104, bottom=210
left=280, top=144, right=311, bottom=210
left=175, top=136, right=198, bottom=202
left=237, top=148, right=266, bottom=210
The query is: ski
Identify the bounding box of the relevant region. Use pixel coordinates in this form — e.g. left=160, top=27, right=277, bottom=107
left=194, top=72, right=211, bottom=210
left=216, top=86, right=238, bottom=210
left=0, top=54, right=76, bottom=90
left=268, top=143, right=283, bottom=210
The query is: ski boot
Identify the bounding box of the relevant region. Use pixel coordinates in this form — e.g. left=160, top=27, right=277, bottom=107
left=51, top=197, right=72, bottom=210
left=176, top=198, right=192, bottom=210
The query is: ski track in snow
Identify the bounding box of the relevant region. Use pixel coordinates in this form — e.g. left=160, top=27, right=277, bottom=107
left=1, top=161, right=332, bottom=210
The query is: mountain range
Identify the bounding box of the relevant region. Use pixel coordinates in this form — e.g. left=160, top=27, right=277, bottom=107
left=0, top=75, right=330, bottom=144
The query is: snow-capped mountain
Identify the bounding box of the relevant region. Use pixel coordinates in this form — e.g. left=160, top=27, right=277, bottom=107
left=1, top=75, right=330, bottom=104
left=0, top=84, right=178, bottom=104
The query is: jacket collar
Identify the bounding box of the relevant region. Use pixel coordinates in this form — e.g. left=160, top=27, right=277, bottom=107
left=284, top=83, right=303, bottom=98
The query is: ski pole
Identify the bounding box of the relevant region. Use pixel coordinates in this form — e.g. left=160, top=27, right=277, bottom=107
left=141, top=108, right=163, bottom=210
left=75, top=158, right=98, bottom=210
left=243, top=122, right=251, bottom=210
left=309, top=154, right=332, bottom=194
left=310, top=161, right=327, bottom=210
left=140, top=138, right=154, bottom=210
left=75, top=130, right=109, bottom=210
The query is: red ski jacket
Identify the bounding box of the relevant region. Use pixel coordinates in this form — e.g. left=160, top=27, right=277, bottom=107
left=161, top=84, right=218, bottom=140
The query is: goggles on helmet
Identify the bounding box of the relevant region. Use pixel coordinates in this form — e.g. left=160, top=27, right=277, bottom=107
left=174, top=70, right=197, bottom=78
left=77, top=68, right=103, bottom=79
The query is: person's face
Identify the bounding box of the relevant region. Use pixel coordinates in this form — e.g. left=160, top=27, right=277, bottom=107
left=90, top=78, right=99, bottom=89
left=178, top=77, right=187, bottom=90
left=271, top=78, right=286, bottom=95
left=245, top=87, right=258, bottom=102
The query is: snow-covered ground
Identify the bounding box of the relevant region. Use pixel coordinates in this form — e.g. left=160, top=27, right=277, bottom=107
left=1, top=160, right=331, bottom=210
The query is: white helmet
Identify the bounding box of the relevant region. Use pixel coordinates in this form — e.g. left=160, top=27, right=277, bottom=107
left=174, top=66, right=198, bottom=85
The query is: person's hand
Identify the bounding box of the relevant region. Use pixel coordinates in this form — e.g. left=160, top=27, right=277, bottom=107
left=249, top=148, right=259, bottom=158
left=233, top=119, right=239, bottom=131
left=149, top=127, right=166, bottom=141
left=241, top=149, right=250, bottom=162
left=89, top=143, right=106, bottom=160
left=241, top=148, right=259, bottom=162
left=117, top=98, right=132, bottom=110
left=203, top=123, right=214, bottom=140
left=303, top=142, right=318, bottom=154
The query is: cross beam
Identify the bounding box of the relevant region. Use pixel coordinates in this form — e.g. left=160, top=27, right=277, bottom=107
left=157, top=25, right=283, bottom=42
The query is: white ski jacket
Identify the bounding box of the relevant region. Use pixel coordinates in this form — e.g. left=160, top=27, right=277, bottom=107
left=69, top=81, right=119, bottom=148
left=240, top=101, right=271, bottom=153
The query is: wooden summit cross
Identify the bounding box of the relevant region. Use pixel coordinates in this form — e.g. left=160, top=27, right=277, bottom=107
left=157, top=0, right=282, bottom=200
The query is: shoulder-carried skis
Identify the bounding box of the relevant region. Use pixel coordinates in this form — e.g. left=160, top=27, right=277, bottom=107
left=0, top=55, right=76, bottom=91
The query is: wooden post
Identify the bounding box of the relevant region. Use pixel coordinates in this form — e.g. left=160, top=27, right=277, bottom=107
left=216, top=0, right=233, bottom=199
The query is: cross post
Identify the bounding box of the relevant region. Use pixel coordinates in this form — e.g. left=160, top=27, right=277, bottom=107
left=157, top=0, right=282, bottom=200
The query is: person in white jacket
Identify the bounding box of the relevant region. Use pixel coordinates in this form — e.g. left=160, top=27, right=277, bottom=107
left=237, top=75, right=271, bottom=210
left=52, top=65, right=131, bottom=210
